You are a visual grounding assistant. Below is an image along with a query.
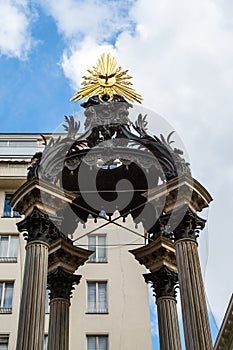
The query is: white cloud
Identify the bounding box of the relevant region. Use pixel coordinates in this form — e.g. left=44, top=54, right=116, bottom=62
left=37, top=0, right=135, bottom=42
left=0, top=0, right=34, bottom=59
left=61, top=37, right=117, bottom=90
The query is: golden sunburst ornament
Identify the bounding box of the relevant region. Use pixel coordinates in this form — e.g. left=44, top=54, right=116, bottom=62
left=70, top=53, right=142, bottom=103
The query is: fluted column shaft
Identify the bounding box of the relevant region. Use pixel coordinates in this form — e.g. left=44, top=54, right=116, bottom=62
left=16, top=241, right=49, bottom=350
left=47, top=298, right=70, bottom=350
left=157, top=296, right=182, bottom=350
left=47, top=267, right=81, bottom=350
left=16, top=207, right=62, bottom=350
left=144, top=267, right=182, bottom=350
left=175, top=238, right=213, bottom=350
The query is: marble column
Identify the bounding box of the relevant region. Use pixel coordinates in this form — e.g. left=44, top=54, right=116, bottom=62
left=130, top=237, right=181, bottom=350
left=47, top=237, right=92, bottom=350
left=144, top=266, right=182, bottom=350
left=16, top=207, right=61, bottom=350
left=47, top=268, right=81, bottom=350
left=173, top=208, right=213, bottom=350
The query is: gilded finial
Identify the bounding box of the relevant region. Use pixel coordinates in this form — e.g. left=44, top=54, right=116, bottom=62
left=70, top=53, right=142, bottom=103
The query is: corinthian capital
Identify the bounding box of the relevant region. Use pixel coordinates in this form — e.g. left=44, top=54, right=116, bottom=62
left=172, top=207, right=206, bottom=242
left=17, top=206, right=64, bottom=244
left=144, top=266, right=178, bottom=299
left=47, top=267, right=81, bottom=301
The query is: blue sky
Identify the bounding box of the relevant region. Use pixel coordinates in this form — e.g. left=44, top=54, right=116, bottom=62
left=0, top=4, right=74, bottom=132
left=1, top=0, right=233, bottom=348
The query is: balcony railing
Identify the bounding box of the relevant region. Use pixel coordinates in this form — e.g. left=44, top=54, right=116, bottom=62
left=87, top=307, right=108, bottom=314
left=88, top=256, right=107, bottom=263
left=0, top=307, right=12, bottom=314
left=0, top=257, right=17, bottom=263
left=2, top=211, right=21, bottom=218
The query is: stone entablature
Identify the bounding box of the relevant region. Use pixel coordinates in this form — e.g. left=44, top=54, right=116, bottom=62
left=144, top=174, right=212, bottom=214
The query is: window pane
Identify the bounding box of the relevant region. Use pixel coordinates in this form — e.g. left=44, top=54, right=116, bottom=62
left=9, top=141, right=37, bottom=147
left=0, top=237, right=8, bottom=257
left=3, top=197, right=11, bottom=217
left=0, top=335, right=9, bottom=350
left=98, top=236, right=106, bottom=261
left=9, top=236, right=18, bottom=258
left=44, top=335, right=48, bottom=350
left=13, top=210, right=21, bottom=218
left=99, top=336, right=108, bottom=350
left=0, top=283, right=2, bottom=306
left=45, top=289, right=50, bottom=313
left=87, top=336, right=96, bottom=350
left=3, top=195, right=20, bottom=218
left=88, top=283, right=96, bottom=312
left=98, top=283, right=107, bottom=313
left=88, top=236, right=96, bottom=261
left=3, top=283, right=13, bottom=308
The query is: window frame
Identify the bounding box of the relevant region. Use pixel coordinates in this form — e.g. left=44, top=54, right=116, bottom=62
left=87, top=281, right=108, bottom=314
left=88, top=235, right=107, bottom=263
left=86, top=334, right=108, bottom=350
left=0, top=334, right=9, bottom=349
left=0, top=281, right=14, bottom=314
left=0, top=235, right=19, bottom=263
left=44, top=334, right=48, bottom=350
left=45, top=289, right=50, bottom=314
left=2, top=194, right=21, bottom=218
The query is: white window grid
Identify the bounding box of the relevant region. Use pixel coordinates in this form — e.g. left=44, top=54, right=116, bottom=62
left=44, top=335, right=48, bottom=350
left=45, top=289, right=50, bottom=314
left=88, top=235, right=107, bottom=263
left=3, top=194, right=20, bottom=218
left=0, top=334, right=9, bottom=349
left=0, top=140, right=37, bottom=147
left=87, top=281, right=108, bottom=314
left=0, top=282, right=14, bottom=314
left=0, top=236, right=18, bottom=263
left=86, top=335, right=108, bottom=350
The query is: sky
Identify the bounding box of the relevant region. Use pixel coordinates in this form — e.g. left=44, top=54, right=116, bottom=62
left=1, top=0, right=233, bottom=347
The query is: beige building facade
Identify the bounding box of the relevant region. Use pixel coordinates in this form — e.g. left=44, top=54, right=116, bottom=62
left=0, top=134, right=152, bottom=350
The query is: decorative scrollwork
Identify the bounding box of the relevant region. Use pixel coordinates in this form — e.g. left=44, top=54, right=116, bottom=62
left=144, top=266, right=179, bottom=299
left=47, top=267, right=81, bottom=301
left=28, top=96, right=190, bottom=185
left=17, top=207, right=64, bottom=244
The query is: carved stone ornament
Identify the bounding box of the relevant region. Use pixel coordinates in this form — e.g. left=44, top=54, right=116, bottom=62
left=17, top=206, right=64, bottom=244
left=172, top=207, right=206, bottom=241
left=144, top=266, right=178, bottom=299
left=47, top=267, right=81, bottom=301
left=48, top=238, right=93, bottom=274
left=130, top=236, right=177, bottom=273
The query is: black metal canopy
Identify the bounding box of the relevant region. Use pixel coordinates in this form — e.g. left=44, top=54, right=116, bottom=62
left=28, top=94, right=190, bottom=234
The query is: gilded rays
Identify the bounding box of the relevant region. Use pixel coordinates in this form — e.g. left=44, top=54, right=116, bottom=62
left=70, top=53, right=142, bottom=103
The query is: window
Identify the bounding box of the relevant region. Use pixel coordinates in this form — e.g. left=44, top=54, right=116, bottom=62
left=0, top=236, right=18, bottom=262
left=45, top=289, right=50, bottom=314
left=0, top=140, right=37, bottom=147
left=44, top=335, right=48, bottom=350
left=88, top=235, right=107, bottom=263
left=0, top=282, right=14, bottom=314
left=0, top=335, right=9, bottom=350
left=3, top=195, right=20, bottom=218
left=87, top=282, right=108, bottom=314
left=87, top=335, right=108, bottom=350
